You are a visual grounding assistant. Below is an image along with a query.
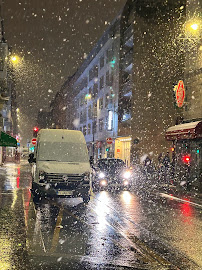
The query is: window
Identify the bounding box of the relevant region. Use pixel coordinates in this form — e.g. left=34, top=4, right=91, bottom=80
left=80, top=94, right=85, bottom=106
left=93, top=102, right=97, bottom=117
left=100, top=76, right=104, bottom=90
left=88, top=105, right=92, bottom=119
left=99, top=98, right=103, bottom=110
left=80, top=111, right=83, bottom=122
left=93, top=84, right=98, bottom=97
left=89, top=87, right=92, bottom=96
left=100, top=55, right=104, bottom=69
left=87, top=123, right=91, bottom=135
left=89, top=65, right=98, bottom=82
left=106, top=71, right=113, bottom=86
left=99, top=118, right=104, bottom=132
left=83, top=125, right=87, bottom=136
left=80, top=109, right=87, bottom=123
left=93, top=120, right=96, bottom=134
left=106, top=48, right=113, bottom=63
left=105, top=93, right=109, bottom=108
left=107, top=111, right=113, bottom=130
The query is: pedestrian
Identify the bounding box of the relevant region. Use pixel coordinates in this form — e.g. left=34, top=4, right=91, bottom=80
left=162, top=152, right=170, bottom=168
left=162, top=152, right=171, bottom=186
left=158, top=153, right=163, bottom=183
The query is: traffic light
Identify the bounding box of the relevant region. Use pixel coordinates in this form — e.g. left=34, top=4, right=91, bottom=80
left=106, top=147, right=109, bottom=152
left=182, top=155, right=191, bottom=164
left=33, top=127, right=39, bottom=138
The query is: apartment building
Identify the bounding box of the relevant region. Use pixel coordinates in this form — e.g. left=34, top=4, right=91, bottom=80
left=73, top=16, right=120, bottom=161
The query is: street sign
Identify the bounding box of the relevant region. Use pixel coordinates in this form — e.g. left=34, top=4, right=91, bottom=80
left=31, top=138, right=37, bottom=145
left=176, top=80, right=185, bottom=108
left=106, top=137, right=113, bottom=144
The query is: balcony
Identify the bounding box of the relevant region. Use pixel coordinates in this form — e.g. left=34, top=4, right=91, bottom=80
left=123, top=24, right=133, bottom=44
left=121, top=79, right=131, bottom=96
left=124, top=34, right=133, bottom=48
left=122, top=49, right=133, bottom=71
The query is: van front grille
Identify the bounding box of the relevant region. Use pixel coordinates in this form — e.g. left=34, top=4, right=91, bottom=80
left=45, top=173, right=83, bottom=183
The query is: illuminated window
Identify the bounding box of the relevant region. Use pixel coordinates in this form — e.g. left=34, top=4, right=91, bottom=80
left=107, top=111, right=113, bottom=130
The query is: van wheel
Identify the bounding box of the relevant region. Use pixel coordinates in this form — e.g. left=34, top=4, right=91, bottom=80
left=83, top=195, right=90, bottom=204
left=31, top=185, right=42, bottom=202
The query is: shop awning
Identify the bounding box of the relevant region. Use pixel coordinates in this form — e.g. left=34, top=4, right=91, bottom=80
left=166, top=121, right=202, bottom=141
left=0, top=132, right=17, bottom=147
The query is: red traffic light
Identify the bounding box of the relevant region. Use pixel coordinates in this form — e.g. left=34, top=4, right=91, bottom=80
left=182, top=155, right=191, bottom=163
left=33, top=127, right=39, bottom=138
left=33, top=127, right=39, bottom=132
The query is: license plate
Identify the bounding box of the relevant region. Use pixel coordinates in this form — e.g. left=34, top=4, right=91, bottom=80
left=58, top=190, right=73, bottom=196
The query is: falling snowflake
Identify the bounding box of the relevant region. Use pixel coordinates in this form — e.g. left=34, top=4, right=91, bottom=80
left=148, top=92, right=152, bottom=98
left=73, top=118, right=80, bottom=128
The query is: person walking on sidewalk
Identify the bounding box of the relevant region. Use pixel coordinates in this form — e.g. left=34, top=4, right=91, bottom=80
left=162, top=152, right=171, bottom=186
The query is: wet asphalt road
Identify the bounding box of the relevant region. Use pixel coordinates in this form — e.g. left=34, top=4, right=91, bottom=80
left=0, top=160, right=202, bottom=270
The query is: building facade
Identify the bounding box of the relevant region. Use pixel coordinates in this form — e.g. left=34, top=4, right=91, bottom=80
left=165, top=0, right=202, bottom=191
left=125, top=0, right=186, bottom=164
left=73, top=16, right=120, bottom=161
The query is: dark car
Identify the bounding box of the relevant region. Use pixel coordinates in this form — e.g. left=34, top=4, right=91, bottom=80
left=92, top=158, right=132, bottom=191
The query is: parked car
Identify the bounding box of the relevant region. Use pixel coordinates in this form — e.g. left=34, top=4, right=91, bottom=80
left=92, top=158, right=132, bottom=191
left=28, top=129, right=91, bottom=203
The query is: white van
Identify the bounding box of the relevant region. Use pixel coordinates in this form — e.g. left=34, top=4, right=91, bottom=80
left=29, top=129, right=91, bottom=203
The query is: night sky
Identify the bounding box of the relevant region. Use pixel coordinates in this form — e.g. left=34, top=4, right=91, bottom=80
left=3, top=0, right=126, bottom=144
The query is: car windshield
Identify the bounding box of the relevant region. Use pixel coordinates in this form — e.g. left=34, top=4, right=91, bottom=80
left=97, top=159, right=125, bottom=172
left=38, top=142, right=89, bottom=163
left=1, top=0, right=201, bottom=269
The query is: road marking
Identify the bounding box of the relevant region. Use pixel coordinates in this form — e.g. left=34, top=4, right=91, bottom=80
left=159, top=193, right=202, bottom=209
left=49, top=207, right=64, bottom=253
left=32, top=199, right=47, bottom=253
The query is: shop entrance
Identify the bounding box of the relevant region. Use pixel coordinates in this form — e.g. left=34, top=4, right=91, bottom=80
left=115, top=137, right=131, bottom=167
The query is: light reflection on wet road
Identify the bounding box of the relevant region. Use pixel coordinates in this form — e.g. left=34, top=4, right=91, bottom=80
left=0, top=161, right=202, bottom=269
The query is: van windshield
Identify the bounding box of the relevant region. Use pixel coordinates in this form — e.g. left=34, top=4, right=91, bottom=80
left=38, top=142, right=89, bottom=163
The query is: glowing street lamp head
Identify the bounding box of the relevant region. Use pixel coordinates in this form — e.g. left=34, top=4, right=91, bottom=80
left=11, top=56, right=17, bottom=62
left=11, top=55, right=20, bottom=64
left=190, top=23, right=198, bottom=31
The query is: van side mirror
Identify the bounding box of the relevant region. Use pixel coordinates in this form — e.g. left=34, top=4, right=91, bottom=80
left=28, top=153, right=36, bottom=163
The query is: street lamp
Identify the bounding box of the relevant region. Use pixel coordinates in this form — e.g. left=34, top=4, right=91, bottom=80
left=11, top=55, right=20, bottom=64
left=190, top=23, right=198, bottom=31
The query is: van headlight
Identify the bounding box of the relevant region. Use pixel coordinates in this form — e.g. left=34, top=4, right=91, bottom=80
left=98, top=172, right=105, bottom=179
left=123, top=171, right=131, bottom=179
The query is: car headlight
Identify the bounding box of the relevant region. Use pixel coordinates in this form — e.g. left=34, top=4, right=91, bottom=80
left=100, top=180, right=107, bottom=186
left=123, top=180, right=129, bottom=186
left=123, top=171, right=131, bottom=179
left=98, top=172, right=105, bottom=179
